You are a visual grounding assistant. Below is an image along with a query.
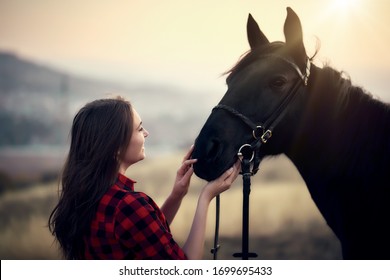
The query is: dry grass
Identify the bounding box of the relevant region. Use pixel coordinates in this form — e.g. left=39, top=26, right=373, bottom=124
left=0, top=183, right=61, bottom=259
left=0, top=152, right=342, bottom=259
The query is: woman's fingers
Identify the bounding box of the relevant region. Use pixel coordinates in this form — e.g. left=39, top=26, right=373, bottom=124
left=181, top=164, right=194, bottom=181
left=217, top=160, right=240, bottom=184
left=219, top=167, right=234, bottom=182
left=182, top=144, right=195, bottom=162
left=177, top=158, right=197, bottom=175
left=204, top=160, right=241, bottom=198
left=224, top=160, right=241, bottom=184
left=185, top=158, right=198, bottom=165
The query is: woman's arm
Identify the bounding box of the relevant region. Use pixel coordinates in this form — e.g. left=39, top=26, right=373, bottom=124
left=182, top=161, right=240, bottom=260
left=160, top=145, right=197, bottom=225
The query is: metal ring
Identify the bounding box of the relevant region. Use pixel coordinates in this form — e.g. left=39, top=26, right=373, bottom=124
left=252, top=126, right=264, bottom=140
left=237, top=144, right=254, bottom=162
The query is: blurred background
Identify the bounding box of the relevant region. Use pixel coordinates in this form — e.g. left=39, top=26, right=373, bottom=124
left=0, top=0, right=389, bottom=259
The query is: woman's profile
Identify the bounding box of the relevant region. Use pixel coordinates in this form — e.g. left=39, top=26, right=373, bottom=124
left=48, top=95, right=239, bottom=259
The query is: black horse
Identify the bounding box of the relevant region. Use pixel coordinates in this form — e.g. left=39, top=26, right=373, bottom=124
left=192, top=7, right=390, bottom=259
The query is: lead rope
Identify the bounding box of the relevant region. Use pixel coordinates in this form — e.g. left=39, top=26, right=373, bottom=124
left=232, top=157, right=258, bottom=260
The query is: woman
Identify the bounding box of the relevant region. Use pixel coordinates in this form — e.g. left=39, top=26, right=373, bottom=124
left=48, top=96, right=240, bottom=259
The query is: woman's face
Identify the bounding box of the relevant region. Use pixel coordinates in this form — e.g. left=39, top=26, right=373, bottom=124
left=119, top=108, right=149, bottom=173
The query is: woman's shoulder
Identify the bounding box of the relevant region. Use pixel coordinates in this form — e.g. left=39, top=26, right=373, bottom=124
left=108, top=182, right=147, bottom=203
left=107, top=177, right=156, bottom=210
left=108, top=185, right=164, bottom=224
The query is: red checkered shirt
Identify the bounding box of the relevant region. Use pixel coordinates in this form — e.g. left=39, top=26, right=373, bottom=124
left=84, top=173, right=187, bottom=259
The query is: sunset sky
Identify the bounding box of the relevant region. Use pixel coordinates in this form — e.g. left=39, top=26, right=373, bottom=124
left=1, top=0, right=389, bottom=100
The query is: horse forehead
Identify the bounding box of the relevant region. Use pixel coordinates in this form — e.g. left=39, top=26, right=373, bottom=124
left=234, top=55, right=296, bottom=81
left=226, top=59, right=288, bottom=94
left=253, top=55, right=297, bottom=72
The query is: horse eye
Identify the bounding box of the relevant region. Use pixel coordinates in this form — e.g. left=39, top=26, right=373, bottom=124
left=270, top=77, right=287, bottom=88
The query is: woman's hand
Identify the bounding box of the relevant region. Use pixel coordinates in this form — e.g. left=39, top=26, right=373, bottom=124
left=201, top=160, right=241, bottom=202
left=161, top=145, right=196, bottom=225
left=172, top=145, right=197, bottom=199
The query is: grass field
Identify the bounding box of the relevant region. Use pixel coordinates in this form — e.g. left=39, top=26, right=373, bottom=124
left=0, top=152, right=342, bottom=259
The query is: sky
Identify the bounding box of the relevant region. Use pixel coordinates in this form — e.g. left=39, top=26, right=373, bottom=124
left=1, top=0, right=390, bottom=100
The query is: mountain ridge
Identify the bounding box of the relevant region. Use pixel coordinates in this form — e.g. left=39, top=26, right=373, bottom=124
left=0, top=50, right=213, bottom=150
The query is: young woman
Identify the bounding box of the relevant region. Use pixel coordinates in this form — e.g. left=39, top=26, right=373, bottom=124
left=48, top=96, right=240, bottom=259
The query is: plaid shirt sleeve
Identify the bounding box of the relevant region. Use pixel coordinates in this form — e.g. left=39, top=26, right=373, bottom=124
left=114, top=191, right=188, bottom=260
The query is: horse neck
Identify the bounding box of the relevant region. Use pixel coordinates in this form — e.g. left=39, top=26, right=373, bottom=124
left=286, top=64, right=390, bottom=183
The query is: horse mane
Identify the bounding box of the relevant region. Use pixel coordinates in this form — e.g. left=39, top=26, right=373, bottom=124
left=297, top=63, right=390, bottom=181
left=308, top=64, right=390, bottom=124
left=311, top=65, right=382, bottom=113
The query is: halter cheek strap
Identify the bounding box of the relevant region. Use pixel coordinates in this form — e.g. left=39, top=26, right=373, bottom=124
left=286, top=56, right=311, bottom=86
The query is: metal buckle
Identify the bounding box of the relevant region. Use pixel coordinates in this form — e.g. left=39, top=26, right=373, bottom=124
left=237, top=144, right=254, bottom=162
left=261, top=129, right=272, bottom=143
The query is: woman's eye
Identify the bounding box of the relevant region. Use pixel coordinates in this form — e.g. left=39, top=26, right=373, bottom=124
left=270, top=77, right=287, bottom=88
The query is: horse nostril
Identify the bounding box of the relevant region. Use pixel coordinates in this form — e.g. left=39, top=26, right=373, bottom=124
left=205, top=139, right=222, bottom=160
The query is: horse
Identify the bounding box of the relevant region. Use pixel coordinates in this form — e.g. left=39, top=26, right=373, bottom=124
left=192, top=7, right=390, bottom=259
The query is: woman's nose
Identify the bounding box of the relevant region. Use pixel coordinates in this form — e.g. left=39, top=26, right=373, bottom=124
left=143, top=128, right=149, bottom=138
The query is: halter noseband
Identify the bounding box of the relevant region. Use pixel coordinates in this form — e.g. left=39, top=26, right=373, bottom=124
left=213, top=55, right=311, bottom=175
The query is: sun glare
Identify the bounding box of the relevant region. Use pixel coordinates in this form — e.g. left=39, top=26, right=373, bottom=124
left=333, top=0, right=361, bottom=11
left=327, top=0, right=363, bottom=21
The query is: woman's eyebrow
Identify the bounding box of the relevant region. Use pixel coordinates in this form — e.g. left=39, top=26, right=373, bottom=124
left=137, top=121, right=143, bottom=129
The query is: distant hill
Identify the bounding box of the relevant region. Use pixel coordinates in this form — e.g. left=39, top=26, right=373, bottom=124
left=0, top=51, right=133, bottom=146
left=1, top=52, right=102, bottom=94
left=0, top=51, right=214, bottom=149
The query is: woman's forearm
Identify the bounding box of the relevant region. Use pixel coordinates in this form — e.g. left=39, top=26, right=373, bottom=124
left=162, top=153, right=197, bottom=225
left=160, top=192, right=183, bottom=225
left=182, top=190, right=212, bottom=260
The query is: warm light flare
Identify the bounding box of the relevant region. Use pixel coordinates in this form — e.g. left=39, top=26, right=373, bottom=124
left=333, top=0, right=361, bottom=11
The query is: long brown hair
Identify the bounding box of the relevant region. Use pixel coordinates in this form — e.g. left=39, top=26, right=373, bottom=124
left=49, top=96, right=133, bottom=259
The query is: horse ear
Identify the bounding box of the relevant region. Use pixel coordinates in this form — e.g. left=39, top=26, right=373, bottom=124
left=284, top=7, right=307, bottom=68
left=247, top=13, right=269, bottom=49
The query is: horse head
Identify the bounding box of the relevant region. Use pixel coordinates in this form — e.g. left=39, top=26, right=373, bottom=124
left=193, top=8, right=310, bottom=181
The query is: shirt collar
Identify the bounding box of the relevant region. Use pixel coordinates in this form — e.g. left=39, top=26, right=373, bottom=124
left=117, top=173, right=137, bottom=191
